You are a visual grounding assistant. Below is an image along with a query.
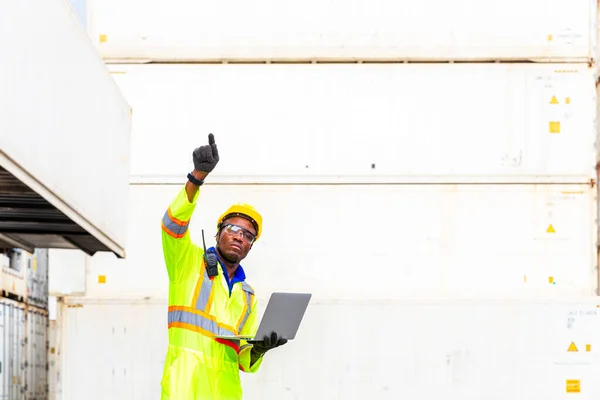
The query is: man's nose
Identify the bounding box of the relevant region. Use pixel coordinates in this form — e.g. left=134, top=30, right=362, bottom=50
left=231, top=232, right=244, bottom=241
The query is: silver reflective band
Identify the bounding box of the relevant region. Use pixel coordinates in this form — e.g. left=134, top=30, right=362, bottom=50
left=237, top=284, right=254, bottom=333
left=168, top=309, right=236, bottom=337
left=162, top=209, right=189, bottom=237
left=195, top=267, right=213, bottom=310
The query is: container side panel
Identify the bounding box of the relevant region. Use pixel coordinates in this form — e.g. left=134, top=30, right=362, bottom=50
left=81, top=184, right=597, bottom=299
left=58, top=300, right=600, bottom=400
left=88, top=0, right=592, bottom=61
left=109, top=64, right=596, bottom=180
left=61, top=303, right=166, bottom=400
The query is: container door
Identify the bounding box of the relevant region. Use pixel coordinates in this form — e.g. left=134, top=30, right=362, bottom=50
left=0, top=304, right=5, bottom=400
left=13, top=306, right=24, bottom=400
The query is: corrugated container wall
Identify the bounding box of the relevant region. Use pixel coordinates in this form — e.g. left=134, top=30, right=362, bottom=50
left=52, top=0, right=600, bottom=399
left=28, top=250, right=49, bottom=310
left=86, top=0, right=595, bottom=62
left=0, top=300, right=49, bottom=400
left=25, top=307, right=48, bottom=400
left=115, top=64, right=596, bottom=182
left=0, top=299, right=25, bottom=400
left=59, top=298, right=600, bottom=399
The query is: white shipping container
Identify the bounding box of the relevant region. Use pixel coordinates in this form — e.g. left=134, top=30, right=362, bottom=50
left=25, top=307, right=48, bottom=400
left=0, top=0, right=131, bottom=258
left=65, top=183, right=597, bottom=300
left=56, top=298, right=600, bottom=399
left=86, top=0, right=595, bottom=62
left=109, top=63, right=597, bottom=182
left=27, top=250, right=49, bottom=310
left=1, top=249, right=31, bottom=303
left=0, top=299, right=26, bottom=400
left=48, top=297, right=62, bottom=400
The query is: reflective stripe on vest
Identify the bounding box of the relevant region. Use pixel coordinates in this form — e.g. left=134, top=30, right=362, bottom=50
left=237, top=282, right=254, bottom=333
left=168, top=307, right=237, bottom=337
left=169, top=261, right=254, bottom=343
left=194, top=265, right=214, bottom=311
left=161, top=208, right=189, bottom=239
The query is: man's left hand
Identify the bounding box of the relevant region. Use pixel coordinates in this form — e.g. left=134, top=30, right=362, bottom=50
left=250, top=331, right=288, bottom=356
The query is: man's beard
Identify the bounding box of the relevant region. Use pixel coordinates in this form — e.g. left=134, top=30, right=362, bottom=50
left=217, top=244, right=240, bottom=264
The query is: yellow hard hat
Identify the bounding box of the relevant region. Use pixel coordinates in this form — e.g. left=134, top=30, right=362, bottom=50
left=217, top=203, right=263, bottom=240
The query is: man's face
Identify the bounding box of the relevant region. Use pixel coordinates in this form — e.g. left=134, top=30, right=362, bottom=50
left=216, top=216, right=257, bottom=264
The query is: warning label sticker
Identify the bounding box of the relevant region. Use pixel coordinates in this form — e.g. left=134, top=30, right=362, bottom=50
left=549, top=121, right=561, bottom=133
left=566, top=380, right=580, bottom=393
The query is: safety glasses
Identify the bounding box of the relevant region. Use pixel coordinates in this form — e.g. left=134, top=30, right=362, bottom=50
left=221, top=223, right=256, bottom=244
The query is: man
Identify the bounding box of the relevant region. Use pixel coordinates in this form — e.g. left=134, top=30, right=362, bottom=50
left=160, top=134, right=287, bottom=399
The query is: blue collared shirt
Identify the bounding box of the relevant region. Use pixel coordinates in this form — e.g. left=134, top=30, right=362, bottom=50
left=208, top=246, right=246, bottom=296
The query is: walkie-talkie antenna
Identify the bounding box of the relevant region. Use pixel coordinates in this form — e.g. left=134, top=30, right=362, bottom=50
left=202, top=229, right=208, bottom=253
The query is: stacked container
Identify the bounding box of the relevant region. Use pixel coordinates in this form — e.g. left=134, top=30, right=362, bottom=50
left=25, top=251, right=48, bottom=400
left=0, top=250, right=50, bottom=400
left=0, top=247, right=49, bottom=400
left=27, top=250, right=49, bottom=311
left=1, top=249, right=32, bottom=303
left=53, top=0, right=600, bottom=398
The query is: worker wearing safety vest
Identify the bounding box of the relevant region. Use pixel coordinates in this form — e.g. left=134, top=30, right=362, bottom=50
left=160, top=134, right=287, bottom=399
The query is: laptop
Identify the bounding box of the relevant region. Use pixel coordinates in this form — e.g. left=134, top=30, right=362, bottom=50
left=214, top=292, right=312, bottom=341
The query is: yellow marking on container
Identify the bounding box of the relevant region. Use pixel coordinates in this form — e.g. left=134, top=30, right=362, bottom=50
left=98, top=275, right=107, bottom=284
left=550, top=95, right=559, bottom=104
left=99, top=34, right=108, bottom=43
left=547, top=224, right=556, bottom=233
left=523, top=275, right=527, bottom=283
left=566, top=379, right=580, bottom=393
left=549, top=121, right=561, bottom=133
left=586, top=344, right=591, bottom=352
left=566, top=97, right=571, bottom=104
left=549, top=276, right=554, bottom=284
left=548, top=34, right=553, bottom=41
left=568, top=342, right=578, bottom=352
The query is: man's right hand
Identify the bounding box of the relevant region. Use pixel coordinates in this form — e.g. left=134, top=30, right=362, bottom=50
left=192, top=133, right=220, bottom=174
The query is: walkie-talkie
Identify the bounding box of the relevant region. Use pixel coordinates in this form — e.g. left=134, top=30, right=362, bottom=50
left=202, top=229, right=218, bottom=277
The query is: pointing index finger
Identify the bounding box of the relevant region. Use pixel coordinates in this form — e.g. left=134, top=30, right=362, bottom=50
left=208, top=133, right=215, bottom=146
